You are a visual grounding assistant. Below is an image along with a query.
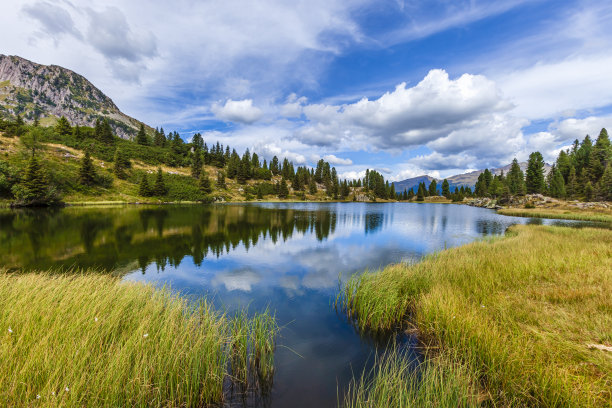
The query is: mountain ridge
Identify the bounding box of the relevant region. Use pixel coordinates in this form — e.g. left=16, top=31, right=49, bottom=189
left=393, top=162, right=552, bottom=192
left=0, top=54, right=146, bottom=139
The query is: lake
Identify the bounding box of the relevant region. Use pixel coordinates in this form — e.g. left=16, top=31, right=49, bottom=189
left=0, top=202, right=589, bottom=407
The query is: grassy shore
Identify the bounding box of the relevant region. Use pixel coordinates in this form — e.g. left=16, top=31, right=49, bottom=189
left=338, top=225, right=612, bottom=407
left=0, top=272, right=277, bottom=407
left=498, top=207, right=612, bottom=223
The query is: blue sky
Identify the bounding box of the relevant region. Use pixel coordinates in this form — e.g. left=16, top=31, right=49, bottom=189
left=2, top=0, right=612, bottom=179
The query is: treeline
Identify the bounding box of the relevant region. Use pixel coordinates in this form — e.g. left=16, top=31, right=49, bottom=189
left=472, top=128, right=612, bottom=202
left=0, top=114, right=395, bottom=205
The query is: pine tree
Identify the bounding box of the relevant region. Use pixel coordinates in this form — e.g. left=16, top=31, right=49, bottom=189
left=199, top=169, right=212, bottom=194
left=600, top=164, right=612, bottom=201
left=566, top=166, right=577, bottom=199
left=13, top=154, right=58, bottom=206
left=428, top=179, right=437, bottom=196
left=525, top=152, right=545, bottom=194
left=584, top=181, right=593, bottom=201
left=309, top=178, right=317, bottom=195
left=441, top=179, right=450, bottom=198
left=55, top=116, right=72, bottom=136
left=278, top=178, right=289, bottom=198
left=216, top=170, right=226, bottom=189
left=100, top=119, right=114, bottom=144
left=191, top=148, right=202, bottom=179
left=416, top=183, right=425, bottom=201
left=113, top=149, right=130, bottom=180
left=79, top=150, right=96, bottom=186
left=507, top=158, right=525, bottom=195
left=153, top=168, right=167, bottom=196
left=136, top=123, right=149, bottom=145
left=138, top=173, right=152, bottom=197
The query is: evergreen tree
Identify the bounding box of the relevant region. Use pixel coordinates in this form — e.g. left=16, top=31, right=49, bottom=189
left=191, top=148, right=202, bottom=179
left=199, top=169, right=212, bottom=194
left=441, top=179, right=450, bottom=198
left=55, top=116, right=72, bottom=136
left=153, top=168, right=167, bottom=196
left=600, top=164, right=612, bottom=201
left=13, top=154, right=58, bottom=206
left=416, top=182, right=425, bottom=201
left=566, top=166, right=577, bottom=199
left=584, top=181, right=593, bottom=201
left=138, top=173, right=152, bottom=197
left=216, top=170, right=226, bottom=189
left=507, top=158, right=525, bottom=195
left=278, top=178, right=289, bottom=198
left=428, top=179, right=437, bottom=196
left=475, top=172, right=488, bottom=196
left=113, top=149, right=130, bottom=179
left=100, top=119, right=114, bottom=144
left=309, top=178, right=317, bottom=195
left=547, top=165, right=566, bottom=198
left=136, top=123, right=149, bottom=145
left=73, top=124, right=83, bottom=141
left=525, top=152, right=545, bottom=194
left=79, top=150, right=96, bottom=186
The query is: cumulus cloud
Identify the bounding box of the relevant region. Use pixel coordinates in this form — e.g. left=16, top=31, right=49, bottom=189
left=211, top=99, right=264, bottom=124
left=551, top=115, right=612, bottom=142
left=294, top=70, right=513, bottom=151
left=255, top=143, right=308, bottom=164
left=322, top=154, right=352, bottom=165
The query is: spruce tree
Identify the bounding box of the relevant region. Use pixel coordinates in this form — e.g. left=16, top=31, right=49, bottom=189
left=278, top=178, right=289, bottom=198
left=309, top=178, right=317, bottom=195
left=507, top=158, right=525, bottom=195
left=216, top=170, right=226, bottom=189
left=136, top=123, right=149, bottom=145
left=100, top=119, right=114, bottom=144
left=566, top=166, right=577, bottom=199
left=13, top=154, right=58, bottom=206
left=55, top=116, right=72, bottom=136
left=138, top=173, right=152, bottom=197
left=113, top=149, right=130, bottom=180
left=153, top=168, right=167, bottom=196
left=79, top=150, right=96, bottom=186
left=525, top=152, right=545, bottom=194
left=416, top=183, right=425, bottom=201
left=441, top=179, right=450, bottom=198
left=199, top=169, right=212, bottom=194
left=600, top=164, right=612, bottom=201
left=584, top=181, right=593, bottom=201
left=191, top=148, right=202, bottom=179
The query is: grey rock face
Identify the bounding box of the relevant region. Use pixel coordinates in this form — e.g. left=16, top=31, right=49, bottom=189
left=0, top=55, right=145, bottom=139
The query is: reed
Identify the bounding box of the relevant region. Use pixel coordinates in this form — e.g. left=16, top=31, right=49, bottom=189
left=338, top=225, right=612, bottom=406
left=0, top=272, right=278, bottom=407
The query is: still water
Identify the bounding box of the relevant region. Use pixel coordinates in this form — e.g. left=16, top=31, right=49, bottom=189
left=0, top=203, right=587, bottom=407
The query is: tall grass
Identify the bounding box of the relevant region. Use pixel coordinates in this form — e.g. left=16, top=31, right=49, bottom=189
left=342, top=348, right=482, bottom=408
left=0, top=272, right=278, bottom=407
left=338, top=225, right=612, bottom=406
left=497, top=207, right=612, bottom=223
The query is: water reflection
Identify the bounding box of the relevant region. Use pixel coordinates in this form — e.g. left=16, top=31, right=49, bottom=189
left=0, top=203, right=598, bottom=408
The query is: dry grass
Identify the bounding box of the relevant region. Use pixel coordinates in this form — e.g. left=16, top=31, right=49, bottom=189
left=498, top=207, right=612, bottom=223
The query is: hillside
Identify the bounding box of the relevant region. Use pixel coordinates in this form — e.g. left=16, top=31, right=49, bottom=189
left=0, top=55, right=146, bottom=139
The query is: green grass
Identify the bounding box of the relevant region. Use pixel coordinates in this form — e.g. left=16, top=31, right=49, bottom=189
left=0, top=272, right=278, bottom=407
left=342, top=348, right=482, bottom=408
left=338, top=225, right=612, bottom=406
left=498, top=207, right=612, bottom=223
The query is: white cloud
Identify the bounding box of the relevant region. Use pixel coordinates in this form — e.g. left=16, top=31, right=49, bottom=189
left=256, top=143, right=308, bottom=164
left=550, top=115, right=612, bottom=143
left=322, top=154, right=352, bottom=165
left=211, top=99, right=263, bottom=124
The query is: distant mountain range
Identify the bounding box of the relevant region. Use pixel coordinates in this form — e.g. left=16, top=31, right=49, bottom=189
left=0, top=55, right=146, bottom=139
left=393, top=162, right=552, bottom=192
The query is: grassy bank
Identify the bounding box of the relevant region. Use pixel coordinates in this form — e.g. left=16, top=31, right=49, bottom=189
left=498, top=207, right=612, bottom=223
left=338, top=225, right=612, bottom=406
left=0, top=272, right=277, bottom=407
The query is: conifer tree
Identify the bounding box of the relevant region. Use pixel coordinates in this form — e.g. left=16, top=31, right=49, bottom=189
left=79, top=150, right=96, bottom=186
left=428, top=179, right=437, bottom=196
left=136, top=123, right=149, bottom=145
left=191, top=149, right=202, bottom=179
left=113, top=149, right=130, bottom=180
left=138, top=173, right=152, bottom=197
left=309, top=178, right=317, bottom=195
left=278, top=178, right=289, bottom=198
left=566, top=166, right=577, bottom=199
left=525, top=152, right=545, bottom=194
left=507, top=158, right=525, bottom=195
left=100, top=119, right=114, bottom=144
left=55, top=116, right=72, bottom=136
left=199, top=169, right=212, bottom=194
left=600, top=164, right=612, bottom=201
left=216, top=170, right=226, bottom=189
left=584, top=181, right=593, bottom=201
left=153, top=168, right=167, bottom=196
left=13, top=154, right=58, bottom=206
left=441, top=179, right=450, bottom=198
left=416, top=183, right=425, bottom=201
